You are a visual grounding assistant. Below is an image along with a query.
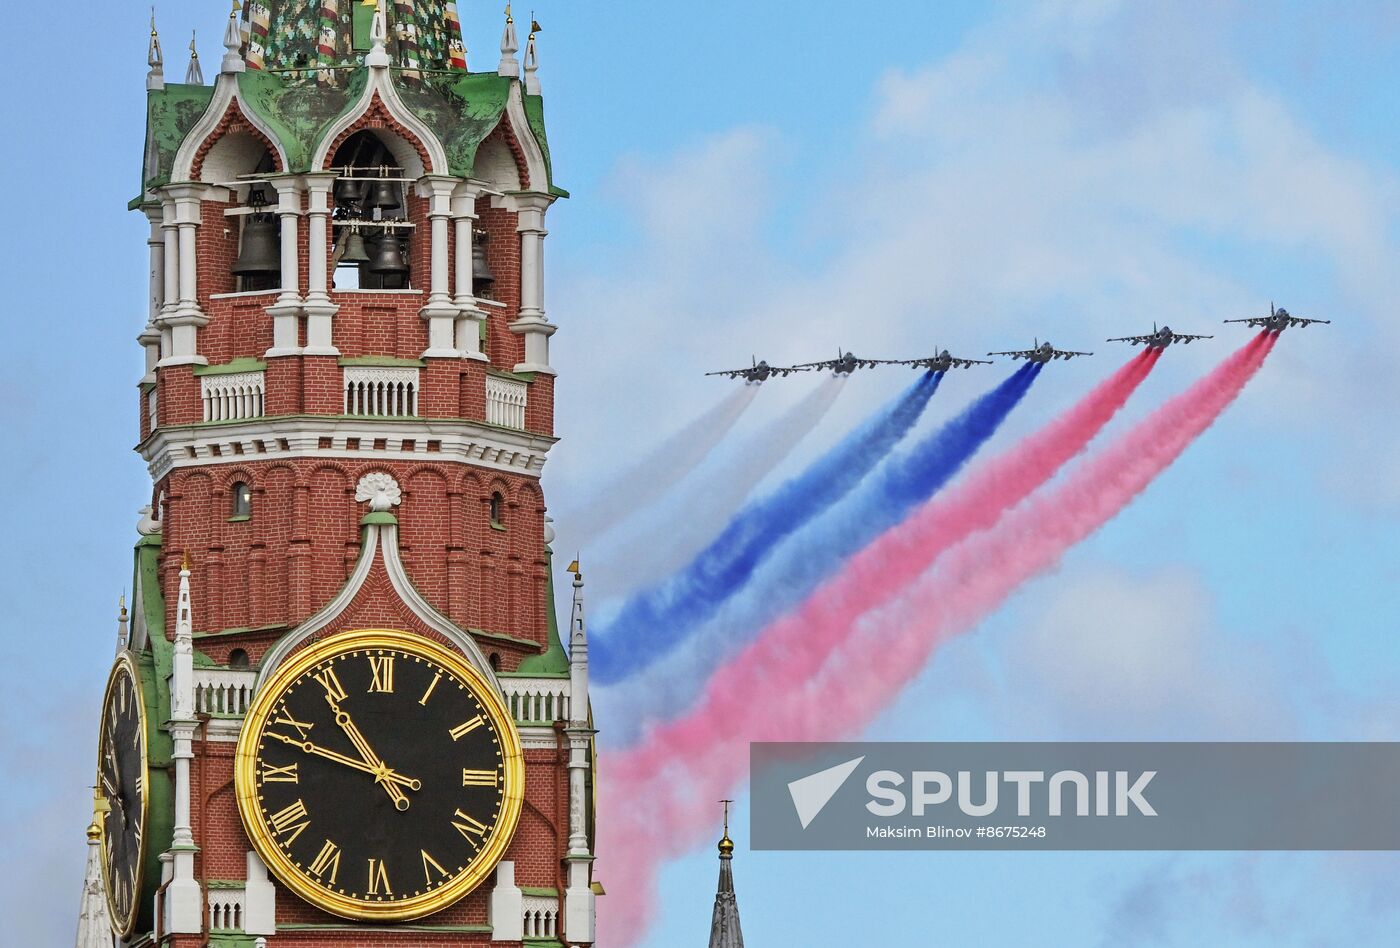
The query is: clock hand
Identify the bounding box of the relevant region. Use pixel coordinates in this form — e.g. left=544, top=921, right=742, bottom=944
left=321, top=693, right=413, bottom=811
left=265, top=732, right=422, bottom=790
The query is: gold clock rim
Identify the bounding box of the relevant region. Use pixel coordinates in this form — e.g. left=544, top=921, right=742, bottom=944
left=96, top=651, right=149, bottom=939
left=235, top=628, right=525, bottom=922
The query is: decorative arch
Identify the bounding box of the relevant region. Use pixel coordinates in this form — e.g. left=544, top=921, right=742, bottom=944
left=174, top=92, right=288, bottom=184
left=312, top=73, right=448, bottom=175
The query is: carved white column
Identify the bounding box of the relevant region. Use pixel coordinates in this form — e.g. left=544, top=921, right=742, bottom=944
left=158, top=198, right=178, bottom=362
left=419, top=175, right=462, bottom=358
left=452, top=183, right=489, bottom=361
left=488, top=861, right=524, bottom=941
left=265, top=179, right=304, bottom=358
left=564, top=567, right=597, bottom=942
left=302, top=173, right=340, bottom=355
left=140, top=205, right=165, bottom=381
left=166, top=560, right=202, bottom=933
left=161, top=185, right=210, bottom=367
left=507, top=193, right=557, bottom=375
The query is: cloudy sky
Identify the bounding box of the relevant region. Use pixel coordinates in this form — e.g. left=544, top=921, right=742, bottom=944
left=5, top=1, right=1400, bottom=944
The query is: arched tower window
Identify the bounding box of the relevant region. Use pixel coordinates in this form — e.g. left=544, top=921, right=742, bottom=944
left=489, top=492, right=505, bottom=529
left=228, top=649, right=250, bottom=670
left=330, top=131, right=414, bottom=290
left=229, top=150, right=281, bottom=292
left=230, top=482, right=253, bottom=519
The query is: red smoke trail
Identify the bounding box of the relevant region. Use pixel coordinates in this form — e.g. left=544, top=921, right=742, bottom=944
left=597, top=335, right=1273, bottom=945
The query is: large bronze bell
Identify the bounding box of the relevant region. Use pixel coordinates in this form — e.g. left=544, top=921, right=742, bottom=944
left=367, top=231, right=409, bottom=275
left=367, top=179, right=401, bottom=212
left=233, top=214, right=281, bottom=277
left=472, top=229, right=494, bottom=297
left=336, top=177, right=366, bottom=213
left=339, top=226, right=371, bottom=265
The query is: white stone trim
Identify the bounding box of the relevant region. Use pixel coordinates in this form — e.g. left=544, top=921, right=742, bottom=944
left=522, top=894, right=560, bottom=939
left=486, top=375, right=528, bottom=430
left=504, top=83, right=551, bottom=192
left=194, top=667, right=257, bottom=717
left=139, top=416, right=557, bottom=483
left=489, top=862, right=524, bottom=941
left=500, top=676, right=570, bottom=724
left=255, top=521, right=501, bottom=692
left=310, top=63, right=449, bottom=175
left=518, top=725, right=559, bottom=750
left=207, top=887, right=246, bottom=932
left=170, top=73, right=291, bottom=187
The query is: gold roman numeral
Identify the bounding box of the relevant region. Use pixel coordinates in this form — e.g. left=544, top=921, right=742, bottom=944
left=367, top=858, right=392, bottom=895
left=314, top=666, right=348, bottom=702
left=421, top=849, right=448, bottom=885
left=451, top=809, right=488, bottom=845
left=449, top=716, right=484, bottom=741
left=272, top=710, right=314, bottom=741
left=268, top=799, right=310, bottom=845
left=308, top=839, right=341, bottom=885
left=461, top=768, right=499, bottom=788
left=260, top=762, right=299, bottom=784
left=368, top=655, right=395, bottom=693
left=419, top=671, right=442, bottom=706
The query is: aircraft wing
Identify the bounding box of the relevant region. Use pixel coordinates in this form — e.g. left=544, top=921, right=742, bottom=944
left=948, top=356, right=992, bottom=368
left=1107, top=334, right=1153, bottom=345
left=1171, top=332, right=1213, bottom=343
left=704, top=368, right=749, bottom=379
left=1223, top=317, right=1265, bottom=327
left=988, top=349, right=1035, bottom=360
left=791, top=359, right=839, bottom=370
left=1286, top=316, right=1330, bottom=328
left=1057, top=349, right=1093, bottom=359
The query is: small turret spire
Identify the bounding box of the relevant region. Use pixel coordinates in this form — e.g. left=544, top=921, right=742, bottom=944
left=147, top=10, right=165, bottom=91
left=498, top=3, right=520, bottom=78
left=185, top=31, right=204, bottom=84
left=222, top=1, right=246, bottom=74
left=708, top=801, right=745, bottom=947
left=366, top=0, right=391, bottom=68
left=116, top=594, right=130, bottom=654
left=75, top=802, right=114, bottom=948
left=523, top=16, right=541, bottom=95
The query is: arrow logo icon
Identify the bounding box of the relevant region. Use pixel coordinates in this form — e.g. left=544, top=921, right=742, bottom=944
left=787, top=756, right=864, bottom=829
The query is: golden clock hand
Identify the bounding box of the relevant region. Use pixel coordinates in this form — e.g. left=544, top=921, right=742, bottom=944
left=265, top=732, right=422, bottom=790
left=322, top=694, right=412, bottom=810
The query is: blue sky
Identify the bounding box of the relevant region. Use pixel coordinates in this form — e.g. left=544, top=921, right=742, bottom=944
left=5, top=1, right=1400, bottom=944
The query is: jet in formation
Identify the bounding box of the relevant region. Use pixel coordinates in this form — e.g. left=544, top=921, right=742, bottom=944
left=1225, top=304, right=1330, bottom=333
left=890, top=349, right=993, bottom=371
left=705, top=357, right=811, bottom=383
left=1108, top=324, right=1213, bottom=349
left=792, top=351, right=896, bottom=375
left=988, top=340, right=1093, bottom=363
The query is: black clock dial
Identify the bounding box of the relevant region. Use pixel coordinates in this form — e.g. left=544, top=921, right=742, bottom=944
left=238, top=632, right=522, bottom=919
left=97, top=655, right=148, bottom=936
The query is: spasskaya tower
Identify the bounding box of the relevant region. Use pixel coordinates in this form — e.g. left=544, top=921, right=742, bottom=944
left=79, top=3, right=597, bottom=946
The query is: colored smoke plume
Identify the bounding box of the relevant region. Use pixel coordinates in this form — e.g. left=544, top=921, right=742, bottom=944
left=590, top=374, right=847, bottom=589
left=567, top=384, right=759, bottom=543
left=596, top=335, right=1274, bottom=945
left=598, top=362, right=1042, bottom=739
left=590, top=372, right=941, bottom=683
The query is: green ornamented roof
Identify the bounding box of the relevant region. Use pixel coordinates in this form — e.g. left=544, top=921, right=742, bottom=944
left=237, top=66, right=361, bottom=171
left=142, top=82, right=216, bottom=194
left=397, top=71, right=512, bottom=176
left=242, top=0, right=467, bottom=76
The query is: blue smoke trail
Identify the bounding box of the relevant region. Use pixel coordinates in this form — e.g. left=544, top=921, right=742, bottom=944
left=597, top=362, right=1042, bottom=741
left=591, top=371, right=942, bottom=683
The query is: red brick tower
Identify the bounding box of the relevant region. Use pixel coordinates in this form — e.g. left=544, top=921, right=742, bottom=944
left=84, top=4, right=596, bottom=946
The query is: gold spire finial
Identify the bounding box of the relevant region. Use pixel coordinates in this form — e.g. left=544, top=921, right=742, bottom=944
left=505, top=3, right=514, bottom=24
left=230, top=0, right=242, bottom=15
left=151, top=7, right=158, bottom=37
left=181, top=552, right=191, bottom=571
left=86, top=818, right=102, bottom=842
left=530, top=12, right=542, bottom=35
left=718, top=799, right=735, bottom=854
left=189, top=30, right=199, bottom=57
left=119, top=593, right=128, bottom=618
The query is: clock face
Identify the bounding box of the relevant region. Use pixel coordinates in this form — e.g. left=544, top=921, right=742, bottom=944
left=97, top=653, right=149, bottom=937
left=235, top=629, right=523, bottom=921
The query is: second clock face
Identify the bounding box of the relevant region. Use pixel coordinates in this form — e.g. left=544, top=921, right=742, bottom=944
left=236, top=630, right=523, bottom=920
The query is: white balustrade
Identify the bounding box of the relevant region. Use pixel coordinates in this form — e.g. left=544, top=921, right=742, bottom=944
left=194, top=668, right=257, bottom=717
left=343, top=366, right=419, bottom=417
left=201, top=371, right=265, bottom=422
left=499, top=677, right=570, bottom=724
left=208, top=887, right=246, bottom=932
left=522, top=895, right=560, bottom=938
left=486, top=375, right=528, bottom=430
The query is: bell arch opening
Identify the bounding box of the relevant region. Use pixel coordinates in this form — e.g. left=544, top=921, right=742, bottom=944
left=329, top=129, right=424, bottom=291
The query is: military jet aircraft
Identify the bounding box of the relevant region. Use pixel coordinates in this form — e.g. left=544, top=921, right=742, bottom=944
left=988, top=340, right=1093, bottom=363
left=792, top=351, right=897, bottom=375
left=890, top=349, right=994, bottom=372
left=1224, top=304, right=1330, bottom=333
left=705, top=357, right=810, bottom=383
left=1108, top=324, right=1213, bottom=349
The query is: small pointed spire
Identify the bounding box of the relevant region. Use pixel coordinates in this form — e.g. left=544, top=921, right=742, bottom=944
left=222, top=1, right=246, bottom=74
left=185, top=31, right=204, bottom=84
left=366, top=0, right=391, bottom=68
left=171, top=555, right=195, bottom=721
left=147, top=9, right=165, bottom=91
left=708, top=801, right=745, bottom=948
left=116, top=594, right=130, bottom=654
left=75, top=810, right=114, bottom=948
left=498, top=3, right=520, bottom=78
left=523, top=17, right=541, bottom=95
